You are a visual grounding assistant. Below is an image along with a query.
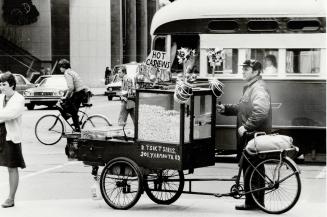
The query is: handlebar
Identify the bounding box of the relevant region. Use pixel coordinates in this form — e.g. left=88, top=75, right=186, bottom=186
left=244, top=131, right=266, bottom=137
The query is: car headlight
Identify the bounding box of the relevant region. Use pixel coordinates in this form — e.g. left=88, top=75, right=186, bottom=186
left=23, top=91, right=32, bottom=96
left=59, top=90, right=65, bottom=97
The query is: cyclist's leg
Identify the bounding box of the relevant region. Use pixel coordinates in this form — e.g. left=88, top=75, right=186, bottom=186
left=69, top=95, right=82, bottom=132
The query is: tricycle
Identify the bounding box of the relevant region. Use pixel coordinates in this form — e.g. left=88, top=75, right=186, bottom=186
left=65, top=88, right=301, bottom=214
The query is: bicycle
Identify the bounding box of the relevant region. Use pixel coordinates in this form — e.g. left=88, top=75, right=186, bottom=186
left=35, top=102, right=112, bottom=145
left=219, top=132, right=302, bottom=214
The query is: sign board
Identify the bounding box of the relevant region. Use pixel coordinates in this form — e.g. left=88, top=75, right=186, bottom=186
left=145, top=50, right=171, bottom=70
left=139, top=50, right=171, bottom=82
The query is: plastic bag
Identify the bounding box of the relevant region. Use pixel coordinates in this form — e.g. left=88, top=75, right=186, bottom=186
left=91, top=176, right=102, bottom=200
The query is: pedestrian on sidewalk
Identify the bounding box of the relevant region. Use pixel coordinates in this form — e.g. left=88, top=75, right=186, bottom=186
left=217, top=59, right=272, bottom=210
left=105, top=66, right=111, bottom=85
left=0, top=72, right=26, bottom=208
left=118, top=66, right=136, bottom=126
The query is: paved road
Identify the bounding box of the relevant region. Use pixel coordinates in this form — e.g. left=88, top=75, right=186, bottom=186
left=0, top=96, right=325, bottom=217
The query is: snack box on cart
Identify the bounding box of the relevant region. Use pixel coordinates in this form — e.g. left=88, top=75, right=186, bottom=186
left=66, top=88, right=216, bottom=171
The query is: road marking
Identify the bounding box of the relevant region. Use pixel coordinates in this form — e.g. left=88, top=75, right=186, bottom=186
left=0, top=161, right=81, bottom=187
left=316, top=166, right=326, bottom=179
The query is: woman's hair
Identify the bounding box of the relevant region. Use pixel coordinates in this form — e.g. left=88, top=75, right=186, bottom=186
left=265, top=55, right=277, bottom=67
left=58, top=59, right=71, bottom=69
left=0, top=71, right=16, bottom=90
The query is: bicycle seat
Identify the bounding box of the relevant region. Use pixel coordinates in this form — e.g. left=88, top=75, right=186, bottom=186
left=82, top=103, right=92, bottom=107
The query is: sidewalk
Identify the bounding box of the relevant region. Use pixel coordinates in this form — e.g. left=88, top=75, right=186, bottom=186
left=0, top=196, right=325, bottom=217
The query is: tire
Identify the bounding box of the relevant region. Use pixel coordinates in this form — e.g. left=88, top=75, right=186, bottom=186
left=26, top=103, right=35, bottom=110
left=144, top=170, right=184, bottom=205
left=35, top=114, right=64, bottom=145
left=100, top=157, right=142, bottom=210
left=81, top=114, right=112, bottom=130
left=248, top=157, right=301, bottom=214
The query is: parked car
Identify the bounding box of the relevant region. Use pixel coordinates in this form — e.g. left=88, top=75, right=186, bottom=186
left=13, top=73, right=36, bottom=95
left=105, top=62, right=139, bottom=101
left=23, top=75, right=67, bottom=110
left=33, top=75, right=52, bottom=86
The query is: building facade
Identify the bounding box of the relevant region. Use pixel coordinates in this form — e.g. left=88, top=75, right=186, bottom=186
left=0, top=0, right=159, bottom=87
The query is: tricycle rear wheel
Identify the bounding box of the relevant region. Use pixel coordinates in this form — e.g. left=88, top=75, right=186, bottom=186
left=100, top=157, right=142, bottom=210
left=144, top=170, right=184, bottom=205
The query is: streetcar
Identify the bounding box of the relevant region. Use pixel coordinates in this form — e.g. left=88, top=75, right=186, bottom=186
left=150, top=0, right=326, bottom=160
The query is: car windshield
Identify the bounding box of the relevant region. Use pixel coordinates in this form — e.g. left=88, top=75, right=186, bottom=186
left=112, top=74, right=121, bottom=83
left=39, top=77, right=67, bottom=88
left=35, top=76, right=49, bottom=84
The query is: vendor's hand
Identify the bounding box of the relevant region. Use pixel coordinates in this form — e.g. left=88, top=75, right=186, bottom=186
left=238, top=126, right=247, bottom=137
left=216, top=104, right=225, bottom=113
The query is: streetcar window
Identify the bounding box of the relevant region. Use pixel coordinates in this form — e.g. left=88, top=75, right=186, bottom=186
left=247, top=20, right=279, bottom=32
left=171, top=35, right=200, bottom=75
left=286, top=49, right=320, bottom=74
left=153, top=36, right=166, bottom=51
left=246, top=49, right=278, bottom=75
left=287, top=20, right=321, bottom=31
left=207, top=49, right=238, bottom=75
left=208, top=20, right=239, bottom=32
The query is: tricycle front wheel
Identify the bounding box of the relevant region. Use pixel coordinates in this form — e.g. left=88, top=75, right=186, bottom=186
left=144, top=170, right=184, bottom=205
left=100, top=157, right=142, bottom=210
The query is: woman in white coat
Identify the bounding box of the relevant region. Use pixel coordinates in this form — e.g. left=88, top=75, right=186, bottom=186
left=0, top=72, right=25, bottom=208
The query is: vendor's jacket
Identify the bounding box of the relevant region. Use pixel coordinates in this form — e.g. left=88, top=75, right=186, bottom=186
left=222, top=75, right=272, bottom=133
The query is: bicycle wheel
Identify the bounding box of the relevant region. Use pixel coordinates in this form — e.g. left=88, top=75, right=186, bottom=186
left=144, top=170, right=184, bottom=205
left=35, top=114, right=64, bottom=145
left=81, top=114, right=111, bottom=130
left=248, top=157, right=301, bottom=214
left=100, top=157, right=142, bottom=210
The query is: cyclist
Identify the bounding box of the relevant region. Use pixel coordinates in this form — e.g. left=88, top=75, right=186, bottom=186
left=58, top=59, right=89, bottom=132
left=217, top=59, right=272, bottom=210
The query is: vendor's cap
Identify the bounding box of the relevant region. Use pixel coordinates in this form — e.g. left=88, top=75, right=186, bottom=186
left=240, top=59, right=262, bottom=71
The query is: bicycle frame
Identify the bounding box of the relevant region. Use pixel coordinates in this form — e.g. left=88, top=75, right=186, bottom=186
left=143, top=149, right=300, bottom=199
left=56, top=106, right=90, bottom=133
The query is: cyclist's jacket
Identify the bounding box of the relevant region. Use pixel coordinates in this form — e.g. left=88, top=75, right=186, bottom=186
left=64, top=69, right=87, bottom=98
left=222, top=75, right=272, bottom=133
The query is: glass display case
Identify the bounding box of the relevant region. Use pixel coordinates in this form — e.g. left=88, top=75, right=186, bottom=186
left=193, top=95, right=213, bottom=140
left=136, top=90, right=189, bottom=144
left=136, top=89, right=215, bottom=145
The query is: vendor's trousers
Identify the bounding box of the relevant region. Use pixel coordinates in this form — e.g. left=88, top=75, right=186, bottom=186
left=242, top=154, right=265, bottom=207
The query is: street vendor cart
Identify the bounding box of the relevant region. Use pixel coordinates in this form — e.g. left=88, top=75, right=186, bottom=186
left=65, top=88, right=301, bottom=214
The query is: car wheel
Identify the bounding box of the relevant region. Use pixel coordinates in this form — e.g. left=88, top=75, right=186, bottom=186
left=27, top=103, right=35, bottom=110
left=108, top=96, right=113, bottom=101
